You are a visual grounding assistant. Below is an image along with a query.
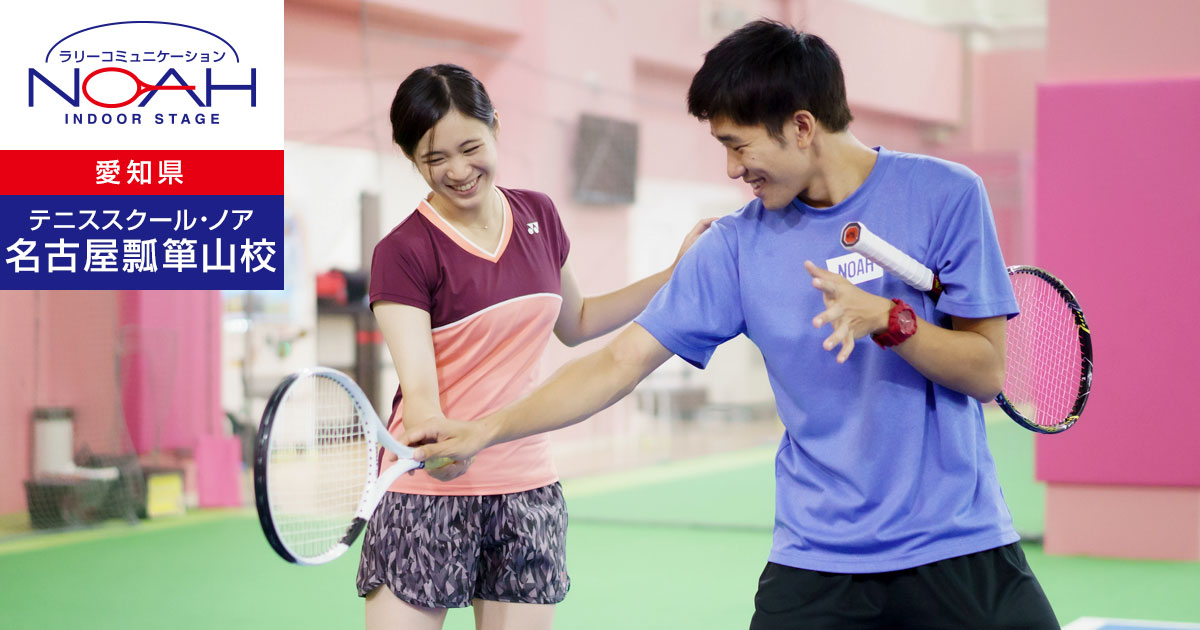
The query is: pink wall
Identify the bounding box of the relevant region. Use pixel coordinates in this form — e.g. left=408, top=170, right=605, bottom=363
left=0, top=286, right=228, bottom=513
left=1046, top=484, right=1200, bottom=560
left=0, top=291, right=40, bottom=513
left=0, top=291, right=120, bottom=514
left=972, top=49, right=1046, bottom=153
left=1033, top=0, right=1200, bottom=560
left=0, top=287, right=224, bottom=513
left=118, top=291, right=223, bottom=453
left=1047, top=0, right=1200, bottom=81
left=1034, top=78, right=1200, bottom=486
left=804, top=0, right=963, bottom=125
left=634, top=60, right=733, bottom=183
left=1034, top=0, right=1200, bottom=488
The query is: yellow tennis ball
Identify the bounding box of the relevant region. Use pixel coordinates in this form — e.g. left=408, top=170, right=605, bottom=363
left=425, top=456, right=455, bottom=470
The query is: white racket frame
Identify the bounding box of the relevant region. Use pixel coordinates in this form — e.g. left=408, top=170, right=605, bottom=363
left=259, top=367, right=422, bottom=566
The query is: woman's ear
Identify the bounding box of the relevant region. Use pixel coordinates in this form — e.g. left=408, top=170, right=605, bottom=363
left=492, top=110, right=501, bottom=138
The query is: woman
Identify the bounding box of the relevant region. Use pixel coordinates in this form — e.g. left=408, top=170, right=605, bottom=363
left=357, top=63, right=712, bottom=630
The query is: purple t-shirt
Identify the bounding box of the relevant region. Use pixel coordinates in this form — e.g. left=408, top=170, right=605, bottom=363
left=369, top=186, right=571, bottom=495
left=636, top=148, right=1020, bottom=572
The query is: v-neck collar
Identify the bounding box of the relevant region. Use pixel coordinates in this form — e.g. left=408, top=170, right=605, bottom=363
left=417, top=188, right=513, bottom=263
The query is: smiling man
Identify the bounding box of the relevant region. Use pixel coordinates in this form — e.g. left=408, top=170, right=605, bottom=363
left=404, top=20, right=1058, bottom=630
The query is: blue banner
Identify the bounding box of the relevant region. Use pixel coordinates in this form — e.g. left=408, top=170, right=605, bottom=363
left=1, top=194, right=283, bottom=289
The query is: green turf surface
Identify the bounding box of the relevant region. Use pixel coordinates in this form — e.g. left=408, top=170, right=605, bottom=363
left=985, top=410, right=1047, bottom=537
left=1, top=437, right=1196, bottom=629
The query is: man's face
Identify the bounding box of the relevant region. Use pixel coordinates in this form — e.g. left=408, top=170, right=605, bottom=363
left=709, top=116, right=809, bottom=210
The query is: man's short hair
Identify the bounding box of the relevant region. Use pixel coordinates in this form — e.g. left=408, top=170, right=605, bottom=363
left=687, top=20, right=853, bottom=139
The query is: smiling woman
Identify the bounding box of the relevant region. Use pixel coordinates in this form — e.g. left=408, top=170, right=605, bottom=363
left=351, top=63, right=713, bottom=630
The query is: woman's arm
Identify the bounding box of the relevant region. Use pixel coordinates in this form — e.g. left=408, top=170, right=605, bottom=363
left=373, top=301, right=470, bottom=480
left=554, top=217, right=715, bottom=346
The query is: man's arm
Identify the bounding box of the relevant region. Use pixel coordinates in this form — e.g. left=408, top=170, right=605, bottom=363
left=804, top=261, right=1006, bottom=401
left=894, top=314, right=1005, bottom=401
left=404, top=323, right=675, bottom=462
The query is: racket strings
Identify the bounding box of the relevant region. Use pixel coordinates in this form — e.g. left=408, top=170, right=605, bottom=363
left=1004, top=274, right=1084, bottom=428
left=266, top=375, right=371, bottom=561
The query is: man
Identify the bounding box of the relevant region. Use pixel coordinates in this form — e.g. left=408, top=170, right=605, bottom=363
left=404, top=19, right=1058, bottom=629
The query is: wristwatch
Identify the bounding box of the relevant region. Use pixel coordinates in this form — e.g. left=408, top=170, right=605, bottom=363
left=872, top=299, right=917, bottom=348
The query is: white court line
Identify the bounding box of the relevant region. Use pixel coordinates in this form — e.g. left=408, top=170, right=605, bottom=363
left=1064, top=618, right=1200, bottom=630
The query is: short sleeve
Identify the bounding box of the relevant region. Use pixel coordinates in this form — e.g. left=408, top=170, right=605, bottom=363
left=634, top=221, right=746, bottom=369
left=368, top=221, right=436, bottom=312
left=541, top=194, right=571, bottom=267
left=928, top=176, right=1019, bottom=319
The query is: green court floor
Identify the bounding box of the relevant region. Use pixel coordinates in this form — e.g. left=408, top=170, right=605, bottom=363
left=1, top=422, right=1196, bottom=629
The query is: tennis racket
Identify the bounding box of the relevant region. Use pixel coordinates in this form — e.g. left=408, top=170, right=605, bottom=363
left=253, top=367, right=450, bottom=565
left=840, top=221, right=1093, bottom=434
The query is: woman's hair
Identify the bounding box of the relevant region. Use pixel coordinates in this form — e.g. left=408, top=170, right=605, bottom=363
left=389, top=64, right=497, bottom=158
left=687, top=20, right=853, bottom=139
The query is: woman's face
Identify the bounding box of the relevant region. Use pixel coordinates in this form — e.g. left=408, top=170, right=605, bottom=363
left=412, top=108, right=499, bottom=214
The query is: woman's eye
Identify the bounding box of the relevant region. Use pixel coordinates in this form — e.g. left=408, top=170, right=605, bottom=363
left=464, top=145, right=481, bottom=154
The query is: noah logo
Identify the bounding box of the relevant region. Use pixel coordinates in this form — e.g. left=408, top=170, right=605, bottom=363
left=526, top=221, right=540, bottom=234
left=825, top=252, right=882, bottom=285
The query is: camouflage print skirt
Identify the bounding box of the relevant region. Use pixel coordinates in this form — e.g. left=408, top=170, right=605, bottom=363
left=356, top=483, right=569, bottom=608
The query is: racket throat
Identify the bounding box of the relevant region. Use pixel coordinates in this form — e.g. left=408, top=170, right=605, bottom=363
left=342, top=517, right=368, bottom=546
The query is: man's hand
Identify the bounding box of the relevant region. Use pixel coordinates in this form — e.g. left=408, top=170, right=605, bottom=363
left=380, top=444, right=474, bottom=482
left=381, top=415, right=477, bottom=482
left=401, top=417, right=494, bottom=465
left=804, top=260, right=894, bottom=363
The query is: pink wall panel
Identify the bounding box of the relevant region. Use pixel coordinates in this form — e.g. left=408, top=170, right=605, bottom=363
left=805, top=0, right=963, bottom=125
left=972, top=49, right=1046, bottom=153
left=41, top=292, right=122, bottom=455
left=1034, top=79, right=1200, bottom=486
left=195, top=435, right=243, bottom=507
left=1048, top=0, right=1200, bottom=82
left=0, top=291, right=119, bottom=514
left=0, top=292, right=39, bottom=513
left=118, top=291, right=222, bottom=454
left=1045, top=484, right=1200, bottom=560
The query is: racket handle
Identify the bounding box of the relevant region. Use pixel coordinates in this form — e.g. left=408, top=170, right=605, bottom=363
left=840, top=222, right=938, bottom=294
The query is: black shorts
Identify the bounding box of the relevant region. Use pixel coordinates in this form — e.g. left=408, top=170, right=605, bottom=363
left=356, top=483, right=569, bottom=608
left=750, top=542, right=1058, bottom=630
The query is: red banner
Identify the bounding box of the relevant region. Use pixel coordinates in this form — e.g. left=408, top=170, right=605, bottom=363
left=0, top=150, right=283, bottom=195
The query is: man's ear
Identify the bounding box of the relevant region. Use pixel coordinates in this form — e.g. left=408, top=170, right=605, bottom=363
left=791, top=110, right=816, bottom=149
